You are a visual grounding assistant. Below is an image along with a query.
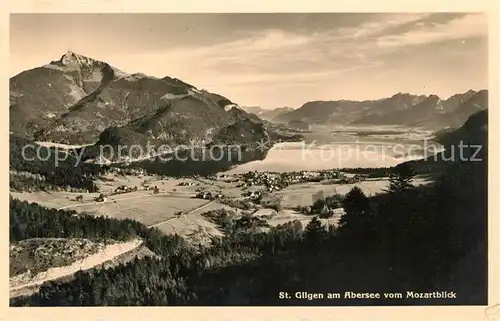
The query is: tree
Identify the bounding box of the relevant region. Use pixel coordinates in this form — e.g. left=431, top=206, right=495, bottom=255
left=338, top=186, right=373, bottom=238
left=386, top=163, right=416, bottom=193
left=304, top=216, right=327, bottom=244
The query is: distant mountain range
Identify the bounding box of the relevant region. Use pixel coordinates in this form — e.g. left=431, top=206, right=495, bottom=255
left=270, top=90, right=487, bottom=130
left=242, top=106, right=294, bottom=122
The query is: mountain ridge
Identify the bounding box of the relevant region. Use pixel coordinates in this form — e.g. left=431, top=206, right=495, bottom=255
left=272, top=89, right=487, bottom=130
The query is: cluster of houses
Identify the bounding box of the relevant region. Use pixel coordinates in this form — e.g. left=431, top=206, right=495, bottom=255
left=111, top=184, right=160, bottom=195
left=240, top=171, right=324, bottom=192
left=296, top=202, right=346, bottom=218
left=178, top=181, right=199, bottom=187
left=110, top=167, right=147, bottom=177
left=335, top=174, right=368, bottom=185
left=213, top=174, right=239, bottom=183
left=143, top=185, right=160, bottom=193
left=241, top=172, right=286, bottom=189
left=195, top=189, right=224, bottom=200
left=112, top=185, right=138, bottom=195
left=239, top=170, right=369, bottom=190
left=242, top=190, right=264, bottom=201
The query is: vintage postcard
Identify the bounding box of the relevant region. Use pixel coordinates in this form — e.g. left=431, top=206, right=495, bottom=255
left=2, top=0, right=498, bottom=320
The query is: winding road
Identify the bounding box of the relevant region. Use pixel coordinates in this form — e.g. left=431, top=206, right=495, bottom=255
left=10, top=239, right=143, bottom=298
left=10, top=191, right=215, bottom=298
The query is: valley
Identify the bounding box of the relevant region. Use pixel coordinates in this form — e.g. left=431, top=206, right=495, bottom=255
left=12, top=155, right=421, bottom=245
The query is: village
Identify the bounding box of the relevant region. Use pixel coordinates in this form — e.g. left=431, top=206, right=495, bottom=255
left=12, top=164, right=413, bottom=246
left=69, top=168, right=372, bottom=208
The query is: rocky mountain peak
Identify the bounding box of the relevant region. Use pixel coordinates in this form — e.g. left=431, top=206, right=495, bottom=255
left=59, top=50, right=103, bottom=68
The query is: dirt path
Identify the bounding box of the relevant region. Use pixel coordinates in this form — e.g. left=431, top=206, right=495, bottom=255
left=147, top=200, right=216, bottom=228
left=10, top=239, right=143, bottom=298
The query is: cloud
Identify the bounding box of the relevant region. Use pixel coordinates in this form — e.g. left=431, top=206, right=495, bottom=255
left=375, top=13, right=487, bottom=48
left=340, top=13, right=433, bottom=39
left=11, top=13, right=486, bottom=107
left=110, top=13, right=484, bottom=94
left=213, top=61, right=385, bottom=87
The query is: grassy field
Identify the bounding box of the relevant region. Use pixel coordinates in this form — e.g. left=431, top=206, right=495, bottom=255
left=154, top=201, right=235, bottom=244
left=10, top=190, right=102, bottom=208
left=261, top=176, right=432, bottom=209
left=266, top=209, right=342, bottom=229
left=73, top=195, right=209, bottom=226
left=11, top=189, right=210, bottom=227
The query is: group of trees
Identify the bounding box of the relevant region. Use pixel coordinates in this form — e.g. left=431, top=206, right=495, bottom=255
left=340, top=167, right=393, bottom=178
left=127, top=145, right=269, bottom=177
left=9, top=135, right=109, bottom=192
left=310, top=193, right=345, bottom=216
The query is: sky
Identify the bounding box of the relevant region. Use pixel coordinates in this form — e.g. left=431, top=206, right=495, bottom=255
left=10, top=13, right=488, bottom=108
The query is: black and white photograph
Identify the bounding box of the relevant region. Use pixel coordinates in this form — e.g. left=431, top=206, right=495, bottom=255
left=8, top=10, right=491, bottom=308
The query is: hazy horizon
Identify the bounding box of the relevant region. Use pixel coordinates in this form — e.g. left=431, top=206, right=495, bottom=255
left=10, top=13, right=488, bottom=108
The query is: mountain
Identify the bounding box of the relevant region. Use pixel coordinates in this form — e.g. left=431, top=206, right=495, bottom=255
left=287, top=120, right=310, bottom=130
left=273, top=90, right=486, bottom=130
left=429, top=89, right=488, bottom=129
left=9, top=51, right=306, bottom=176
left=272, top=99, right=375, bottom=125
left=271, top=93, right=427, bottom=125
left=358, top=94, right=444, bottom=126
left=372, top=90, right=483, bottom=129
left=435, top=109, right=488, bottom=153
left=351, top=93, right=428, bottom=125
left=242, top=106, right=294, bottom=122
left=10, top=51, right=252, bottom=146
left=241, top=106, right=265, bottom=115
left=404, top=108, right=488, bottom=175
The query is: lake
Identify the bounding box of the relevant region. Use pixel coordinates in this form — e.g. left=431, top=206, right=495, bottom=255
left=226, top=129, right=442, bottom=173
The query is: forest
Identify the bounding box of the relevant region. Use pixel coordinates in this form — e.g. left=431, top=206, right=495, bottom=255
left=9, top=135, right=110, bottom=192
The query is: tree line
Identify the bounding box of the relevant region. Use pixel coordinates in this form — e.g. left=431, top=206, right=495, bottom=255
left=9, top=135, right=110, bottom=192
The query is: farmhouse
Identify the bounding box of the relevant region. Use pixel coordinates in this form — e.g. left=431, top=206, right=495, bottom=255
left=94, top=194, right=107, bottom=202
